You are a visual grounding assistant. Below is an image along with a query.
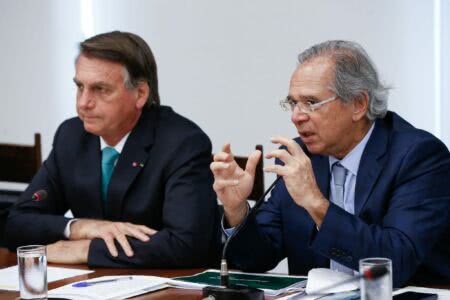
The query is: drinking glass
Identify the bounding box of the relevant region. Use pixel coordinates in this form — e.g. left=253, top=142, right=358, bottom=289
left=359, top=257, right=392, bottom=300
left=17, top=245, right=47, bottom=299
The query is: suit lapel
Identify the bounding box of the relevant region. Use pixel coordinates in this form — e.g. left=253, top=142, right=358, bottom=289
left=105, top=108, right=158, bottom=219
left=74, top=133, right=103, bottom=218
left=354, top=119, right=389, bottom=215
left=311, top=154, right=330, bottom=200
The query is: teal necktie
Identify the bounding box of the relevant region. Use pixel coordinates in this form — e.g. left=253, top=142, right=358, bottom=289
left=101, top=147, right=119, bottom=202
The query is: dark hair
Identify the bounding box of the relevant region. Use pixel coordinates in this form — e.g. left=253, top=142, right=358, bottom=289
left=298, top=40, right=389, bottom=120
left=79, top=31, right=160, bottom=108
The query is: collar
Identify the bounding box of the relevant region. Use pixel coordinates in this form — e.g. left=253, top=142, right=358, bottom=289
left=100, top=132, right=130, bottom=154
left=329, top=123, right=375, bottom=176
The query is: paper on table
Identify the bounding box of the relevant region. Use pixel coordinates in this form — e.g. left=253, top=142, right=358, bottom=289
left=48, top=275, right=169, bottom=300
left=305, top=268, right=358, bottom=294
left=0, top=265, right=94, bottom=291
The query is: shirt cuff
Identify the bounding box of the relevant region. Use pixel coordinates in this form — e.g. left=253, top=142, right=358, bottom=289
left=64, top=218, right=79, bottom=239
left=221, top=203, right=250, bottom=238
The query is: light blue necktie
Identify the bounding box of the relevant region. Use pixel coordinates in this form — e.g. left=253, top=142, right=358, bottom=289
left=330, top=162, right=354, bottom=275
left=332, top=163, right=346, bottom=208
left=101, top=147, right=119, bottom=202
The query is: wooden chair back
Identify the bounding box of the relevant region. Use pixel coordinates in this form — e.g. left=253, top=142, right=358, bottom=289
left=0, top=133, right=42, bottom=183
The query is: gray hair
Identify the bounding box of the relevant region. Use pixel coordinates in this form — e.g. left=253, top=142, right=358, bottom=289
left=297, top=40, right=389, bottom=120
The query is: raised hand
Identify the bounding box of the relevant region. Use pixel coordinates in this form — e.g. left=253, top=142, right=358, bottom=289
left=265, top=136, right=328, bottom=227
left=210, top=143, right=261, bottom=227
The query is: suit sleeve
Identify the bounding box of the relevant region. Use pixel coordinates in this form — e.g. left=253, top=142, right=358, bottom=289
left=310, top=136, right=450, bottom=286
left=5, top=125, right=71, bottom=249
left=87, top=130, right=220, bottom=268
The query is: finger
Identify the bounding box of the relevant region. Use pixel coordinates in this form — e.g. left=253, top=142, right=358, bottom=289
left=265, top=149, right=292, bottom=164
left=271, top=136, right=304, bottom=157
left=136, top=225, right=157, bottom=236
left=122, top=225, right=151, bottom=242
left=103, top=235, right=119, bottom=257
left=245, top=150, right=262, bottom=176
left=210, top=161, right=230, bottom=172
left=213, top=151, right=234, bottom=162
left=222, top=143, right=231, bottom=153
left=115, top=233, right=134, bottom=257
left=264, top=164, right=288, bottom=176
left=219, top=143, right=234, bottom=160
left=213, top=179, right=239, bottom=191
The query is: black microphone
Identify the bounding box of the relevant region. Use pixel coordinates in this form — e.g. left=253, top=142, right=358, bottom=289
left=293, top=265, right=389, bottom=299
left=31, top=190, right=48, bottom=202
left=203, top=143, right=308, bottom=300
left=203, top=176, right=282, bottom=300
left=0, top=189, right=48, bottom=217
left=220, top=176, right=282, bottom=285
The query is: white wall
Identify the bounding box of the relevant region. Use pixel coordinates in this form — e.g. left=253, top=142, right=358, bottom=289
left=1, top=0, right=447, bottom=169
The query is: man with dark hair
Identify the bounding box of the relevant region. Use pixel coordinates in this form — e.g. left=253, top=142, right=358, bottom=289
left=212, top=40, right=450, bottom=286
left=5, top=31, right=219, bottom=268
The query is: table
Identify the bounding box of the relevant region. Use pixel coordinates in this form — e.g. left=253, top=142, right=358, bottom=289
left=1, top=248, right=449, bottom=299
left=0, top=248, right=206, bottom=300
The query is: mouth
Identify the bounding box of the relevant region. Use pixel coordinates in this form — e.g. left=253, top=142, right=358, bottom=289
left=82, top=115, right=99, bottom=120
left=298, top=131, right=315, bottom=142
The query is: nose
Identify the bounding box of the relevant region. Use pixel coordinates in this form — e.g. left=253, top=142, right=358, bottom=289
left=77, top=90, right=95, bottom=110
left=291, top=106, right=310, bottom=124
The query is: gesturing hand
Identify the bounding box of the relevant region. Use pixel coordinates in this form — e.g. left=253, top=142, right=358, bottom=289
left=210, top=143, right=261, bottom=227
left=70, top=220, right=157, bottom=257
left=264, top=137, right=329, bottom=226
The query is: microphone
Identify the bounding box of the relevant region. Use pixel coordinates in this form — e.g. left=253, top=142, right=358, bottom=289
left=203, top=176, right=282, bottom=300
left=31, top=190, right=48, bottom=202
left=363, top=264, right=388, bottom=279
left=203, top=142, right=307, bottom=300
left=220, top=176, right=282, bottom=285
left=0, top=189, right=48, bottom=216
left=293, top=265, right=389, bottom=299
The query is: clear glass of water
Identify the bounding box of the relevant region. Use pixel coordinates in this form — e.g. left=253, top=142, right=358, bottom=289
left=359, top=257, right=392, bottom=300
left=17, top=245, right=47, bottom=299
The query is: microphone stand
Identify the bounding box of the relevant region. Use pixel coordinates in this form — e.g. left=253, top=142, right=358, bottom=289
left=202, top=176, right=282, bottom=300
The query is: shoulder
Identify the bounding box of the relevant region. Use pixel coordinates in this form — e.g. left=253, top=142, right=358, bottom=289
left=53, top=117, right=86, bottom=143
left=381, top=111, right=448, bottom=156
left=157, top=106, right=205, bottom=132
left=152, top=106, right=211, bottom=145
left=377, top=112, right=450, bottom=178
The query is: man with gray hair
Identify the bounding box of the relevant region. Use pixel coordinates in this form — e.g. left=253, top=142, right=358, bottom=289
left=211, top=40, right=450, bottom=286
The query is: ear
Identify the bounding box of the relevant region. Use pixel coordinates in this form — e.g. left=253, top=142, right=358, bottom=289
left=352, top=91, right=369, bottom=121
left=135, top=81, right=150, bottom=110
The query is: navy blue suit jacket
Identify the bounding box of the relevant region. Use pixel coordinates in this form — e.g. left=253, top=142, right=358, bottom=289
left=227, top=112, right=450, bottom=286
left=6, top=106, right=220, bottom=268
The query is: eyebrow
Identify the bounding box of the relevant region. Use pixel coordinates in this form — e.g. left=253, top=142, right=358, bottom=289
left=72, top=78, right=112, bottom=88
left=288, top=95, right=319, bottom=101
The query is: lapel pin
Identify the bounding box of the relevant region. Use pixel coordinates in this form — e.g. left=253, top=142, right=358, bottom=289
left=132, top=162, right=145, bottom=168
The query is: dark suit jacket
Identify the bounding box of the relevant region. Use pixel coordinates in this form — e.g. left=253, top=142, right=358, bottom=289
left=5, top=106, right=220, bottom=268
left=227, top=112, right=450, bottom=287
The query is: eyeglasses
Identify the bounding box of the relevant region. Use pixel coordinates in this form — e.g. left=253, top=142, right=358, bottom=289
left=279, top=95, right=338, bottom=113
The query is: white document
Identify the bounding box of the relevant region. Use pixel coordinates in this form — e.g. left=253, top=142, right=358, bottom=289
left=48, top=275, right=168, bottom=300
left=305, top=268, right=358, bottom=294
left=0, top=265, right=93, bottom=291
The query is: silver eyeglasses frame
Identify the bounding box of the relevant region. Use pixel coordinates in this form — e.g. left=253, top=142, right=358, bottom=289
left=280, top=95, right=338, bottom=113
